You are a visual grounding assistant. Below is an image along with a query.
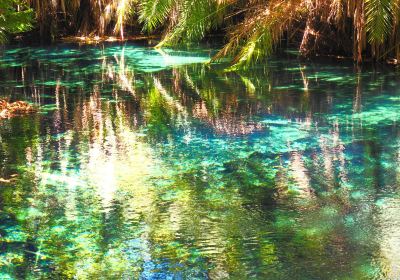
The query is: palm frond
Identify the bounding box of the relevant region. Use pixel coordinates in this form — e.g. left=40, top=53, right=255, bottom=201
left=365, top=0, right=393, bottom=44
left=139, top=0, right=175, bottom=32
left=214, top=0, right=302, bottom=69
left=157, top=0, right=229, bottom=46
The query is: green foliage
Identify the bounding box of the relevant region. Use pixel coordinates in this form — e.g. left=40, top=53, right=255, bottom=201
left=138, top=0, right=302, bottom=67
left=138, top=0, right=400, bottom=67
left=8, top=0, right=400, bottom=66
left=225, top=27, right=275, bottom=70
left=165, top=0, right=221, bottom=43
left=139, top=0, right=174, bottom=32
left=365, top=0, right=394, bottom=44
left=140, top=0, right=227, bottom=47
left=0, top=0, right=33, bottom=43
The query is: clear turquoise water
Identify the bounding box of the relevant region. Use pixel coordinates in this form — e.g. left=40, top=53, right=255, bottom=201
left=0, top=43, right=400, bottom=279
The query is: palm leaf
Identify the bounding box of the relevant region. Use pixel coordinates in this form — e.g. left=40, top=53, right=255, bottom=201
left=365, top=0, right=393, bottom=44
left=139, top=0, right=175, bottom=32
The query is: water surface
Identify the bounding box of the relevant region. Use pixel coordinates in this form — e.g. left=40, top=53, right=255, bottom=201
left=0, top=43, right=400, bottom=279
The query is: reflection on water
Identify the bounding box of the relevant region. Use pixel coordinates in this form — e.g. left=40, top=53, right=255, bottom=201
left=1, top=43, right=400, bottom=279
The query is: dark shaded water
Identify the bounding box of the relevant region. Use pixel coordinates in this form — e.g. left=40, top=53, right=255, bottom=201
left=0, top=43, right=400, bottom=279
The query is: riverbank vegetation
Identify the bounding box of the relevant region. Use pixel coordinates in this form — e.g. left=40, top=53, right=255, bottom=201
left=0, top=0, right=33, bottom=43
left=3, top=0, right=400, bottom=67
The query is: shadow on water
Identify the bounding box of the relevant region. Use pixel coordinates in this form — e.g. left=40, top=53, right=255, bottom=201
left=0, top=43, right=400, bottom=279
